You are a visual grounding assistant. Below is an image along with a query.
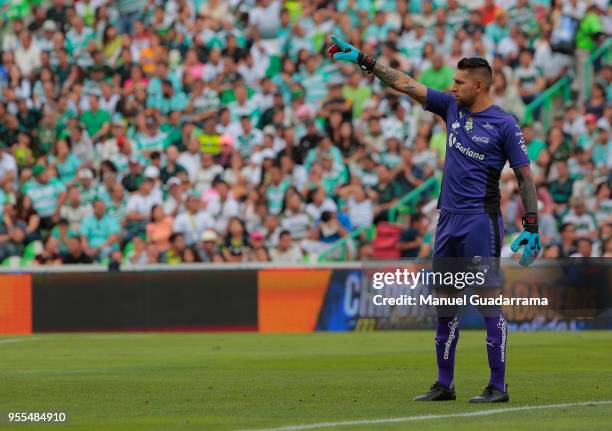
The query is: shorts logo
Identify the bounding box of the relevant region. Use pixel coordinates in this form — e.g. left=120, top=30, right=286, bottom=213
left=465, top=117, right=474, bottom=132
left=472, top=136, right=490, bottom=144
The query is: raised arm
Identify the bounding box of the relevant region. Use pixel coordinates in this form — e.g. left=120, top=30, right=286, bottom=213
left=372, top=62, right=427, bottom=105
left=328, top=35, right=427, bottom=105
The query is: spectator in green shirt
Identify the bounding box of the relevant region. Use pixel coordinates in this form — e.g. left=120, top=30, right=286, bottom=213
left=523, top=125, right=546, bottom=162
left=23, top=164, right=67, bottom=229
left=574, top=4, right=604, bottom=104
left=147, top=79, right=188, bottom=115
left=419, top=54, right=454, bottom=92
left=342, top=71, right=372, bottom=119
left=266, top=165, right=290, bottom=216
left=373, top=164, right=402, bottom=223
left=548, top=160, right=574, bottom=206
left=80, top=199, right=121, bottom=260
left=485, top=10, right=510, bottom=45
left=80, top=95, right=110, bottom=143
left=576, top=4, right=604, bottom=52
left=48, top=140, right=81, bottom=184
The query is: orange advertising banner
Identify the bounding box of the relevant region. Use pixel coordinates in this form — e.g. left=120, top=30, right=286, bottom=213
left=0, top=275, right=32, bottom=334
left=258, top=270, right=331, bottom=333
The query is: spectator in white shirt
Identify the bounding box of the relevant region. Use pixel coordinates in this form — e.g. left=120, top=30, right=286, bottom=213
left=562, top=197, right=598, bottom=240
left=0, top=148, right=17, bottom=185
left=163, top=177, right=186, bottom=217
left=216, top=107, right=242, bottom=138
left=570, top=238, right=594, bottom=257
left=346, top=187, right=374, bottom=229
left=249, top=0, right=281, bottom=39
left=15, top=32, right=41, bottom=77
left=173, top=194, right=215, bottom=246
left=60, top=185, right=92, bottom=232
left=305, top=187, right=337, bottom=222
left=206, top=179, right=240, bottom=232
left=269, top=230, right=303, bottom=263
left=194, top=153, right=224, bottom=194
left=125, top=177, right=162, bottom=241
left=177, top=137, right=202, bottom=181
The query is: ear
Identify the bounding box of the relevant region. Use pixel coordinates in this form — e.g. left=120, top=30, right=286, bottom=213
left=476, top=79, right=487, bottom=93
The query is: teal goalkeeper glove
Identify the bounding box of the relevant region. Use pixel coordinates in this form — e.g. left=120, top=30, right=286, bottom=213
left=328, top=35, right=376, bottom=73
left=510, top=213, right=541, bottom=267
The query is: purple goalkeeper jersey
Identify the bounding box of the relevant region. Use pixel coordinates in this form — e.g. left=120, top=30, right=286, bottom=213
left=425, top=88, right=530, bottom=214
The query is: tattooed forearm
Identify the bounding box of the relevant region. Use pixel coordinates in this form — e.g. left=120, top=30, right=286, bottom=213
left=514, top=166, right=538, bottom=214
left=372, top=62, right=427, bottom=104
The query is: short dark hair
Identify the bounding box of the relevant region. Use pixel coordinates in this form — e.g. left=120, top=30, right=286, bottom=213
left=560, top=223, right=574, bottom=233
left=457, top=57, right=493, bottom=88
left=576, top=237, right=592, bottom=246
left=170, top=232, right=184, bottom=243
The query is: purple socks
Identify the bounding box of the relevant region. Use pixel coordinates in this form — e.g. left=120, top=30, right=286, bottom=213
left=484, top=314, right=507, bottom=392
left=435, top=316, right=460, bottom=389
left=435, top=314, right=507, bottom=391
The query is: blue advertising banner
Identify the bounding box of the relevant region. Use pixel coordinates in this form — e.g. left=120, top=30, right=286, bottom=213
left=316, top=259, right=612, bottom=331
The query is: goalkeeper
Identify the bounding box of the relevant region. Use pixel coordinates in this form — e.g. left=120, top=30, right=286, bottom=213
left=328, top=35, right=541, bottom=403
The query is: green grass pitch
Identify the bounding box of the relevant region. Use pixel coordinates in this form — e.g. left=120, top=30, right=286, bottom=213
left=1, top=331, right=611, bottom=430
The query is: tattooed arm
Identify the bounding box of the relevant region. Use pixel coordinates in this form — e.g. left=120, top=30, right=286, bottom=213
left=511, top=164, right=541, bottom=266
left=328, top=35, right=428, bottom=104
left=513, top=165, right=538, bottom=214
left=372, top=62, right=428, bottom=105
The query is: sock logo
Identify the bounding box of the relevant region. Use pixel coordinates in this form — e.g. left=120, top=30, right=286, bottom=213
left=498, top=315, right=507, bottom=363
left=444, top=317, right=459, bottom=360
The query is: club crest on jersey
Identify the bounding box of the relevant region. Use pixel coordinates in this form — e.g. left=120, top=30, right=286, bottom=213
left=465, top=117, right=473, bottom=132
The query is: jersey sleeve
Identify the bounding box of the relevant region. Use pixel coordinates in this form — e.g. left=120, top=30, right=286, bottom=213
left=502, top=118, right=530, bottom=168
left=424, top=88, right=455, bottom=119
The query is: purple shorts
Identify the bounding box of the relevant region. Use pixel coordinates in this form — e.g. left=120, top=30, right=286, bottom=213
left=433, top=210, right=504, bottom=258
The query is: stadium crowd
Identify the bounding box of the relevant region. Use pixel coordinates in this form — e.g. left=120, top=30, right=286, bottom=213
left=0, top=0, right=609, bottom=266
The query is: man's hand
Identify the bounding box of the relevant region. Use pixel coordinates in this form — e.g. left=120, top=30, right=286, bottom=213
left=329, top=34, right=426, bottom=103
left=328, top=35, right=359, bottom=63
left=510, top=213, right=541, bottom=267
left=328, top=35, right=376, bottom=73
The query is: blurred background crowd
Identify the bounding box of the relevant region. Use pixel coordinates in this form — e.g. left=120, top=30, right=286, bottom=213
left=0, top=0, right=609, bottom=266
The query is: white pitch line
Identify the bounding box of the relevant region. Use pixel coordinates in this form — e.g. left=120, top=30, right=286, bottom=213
left=0, top=337, right=38, bottom=344
left=243, top=400, right=612, bottom=431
